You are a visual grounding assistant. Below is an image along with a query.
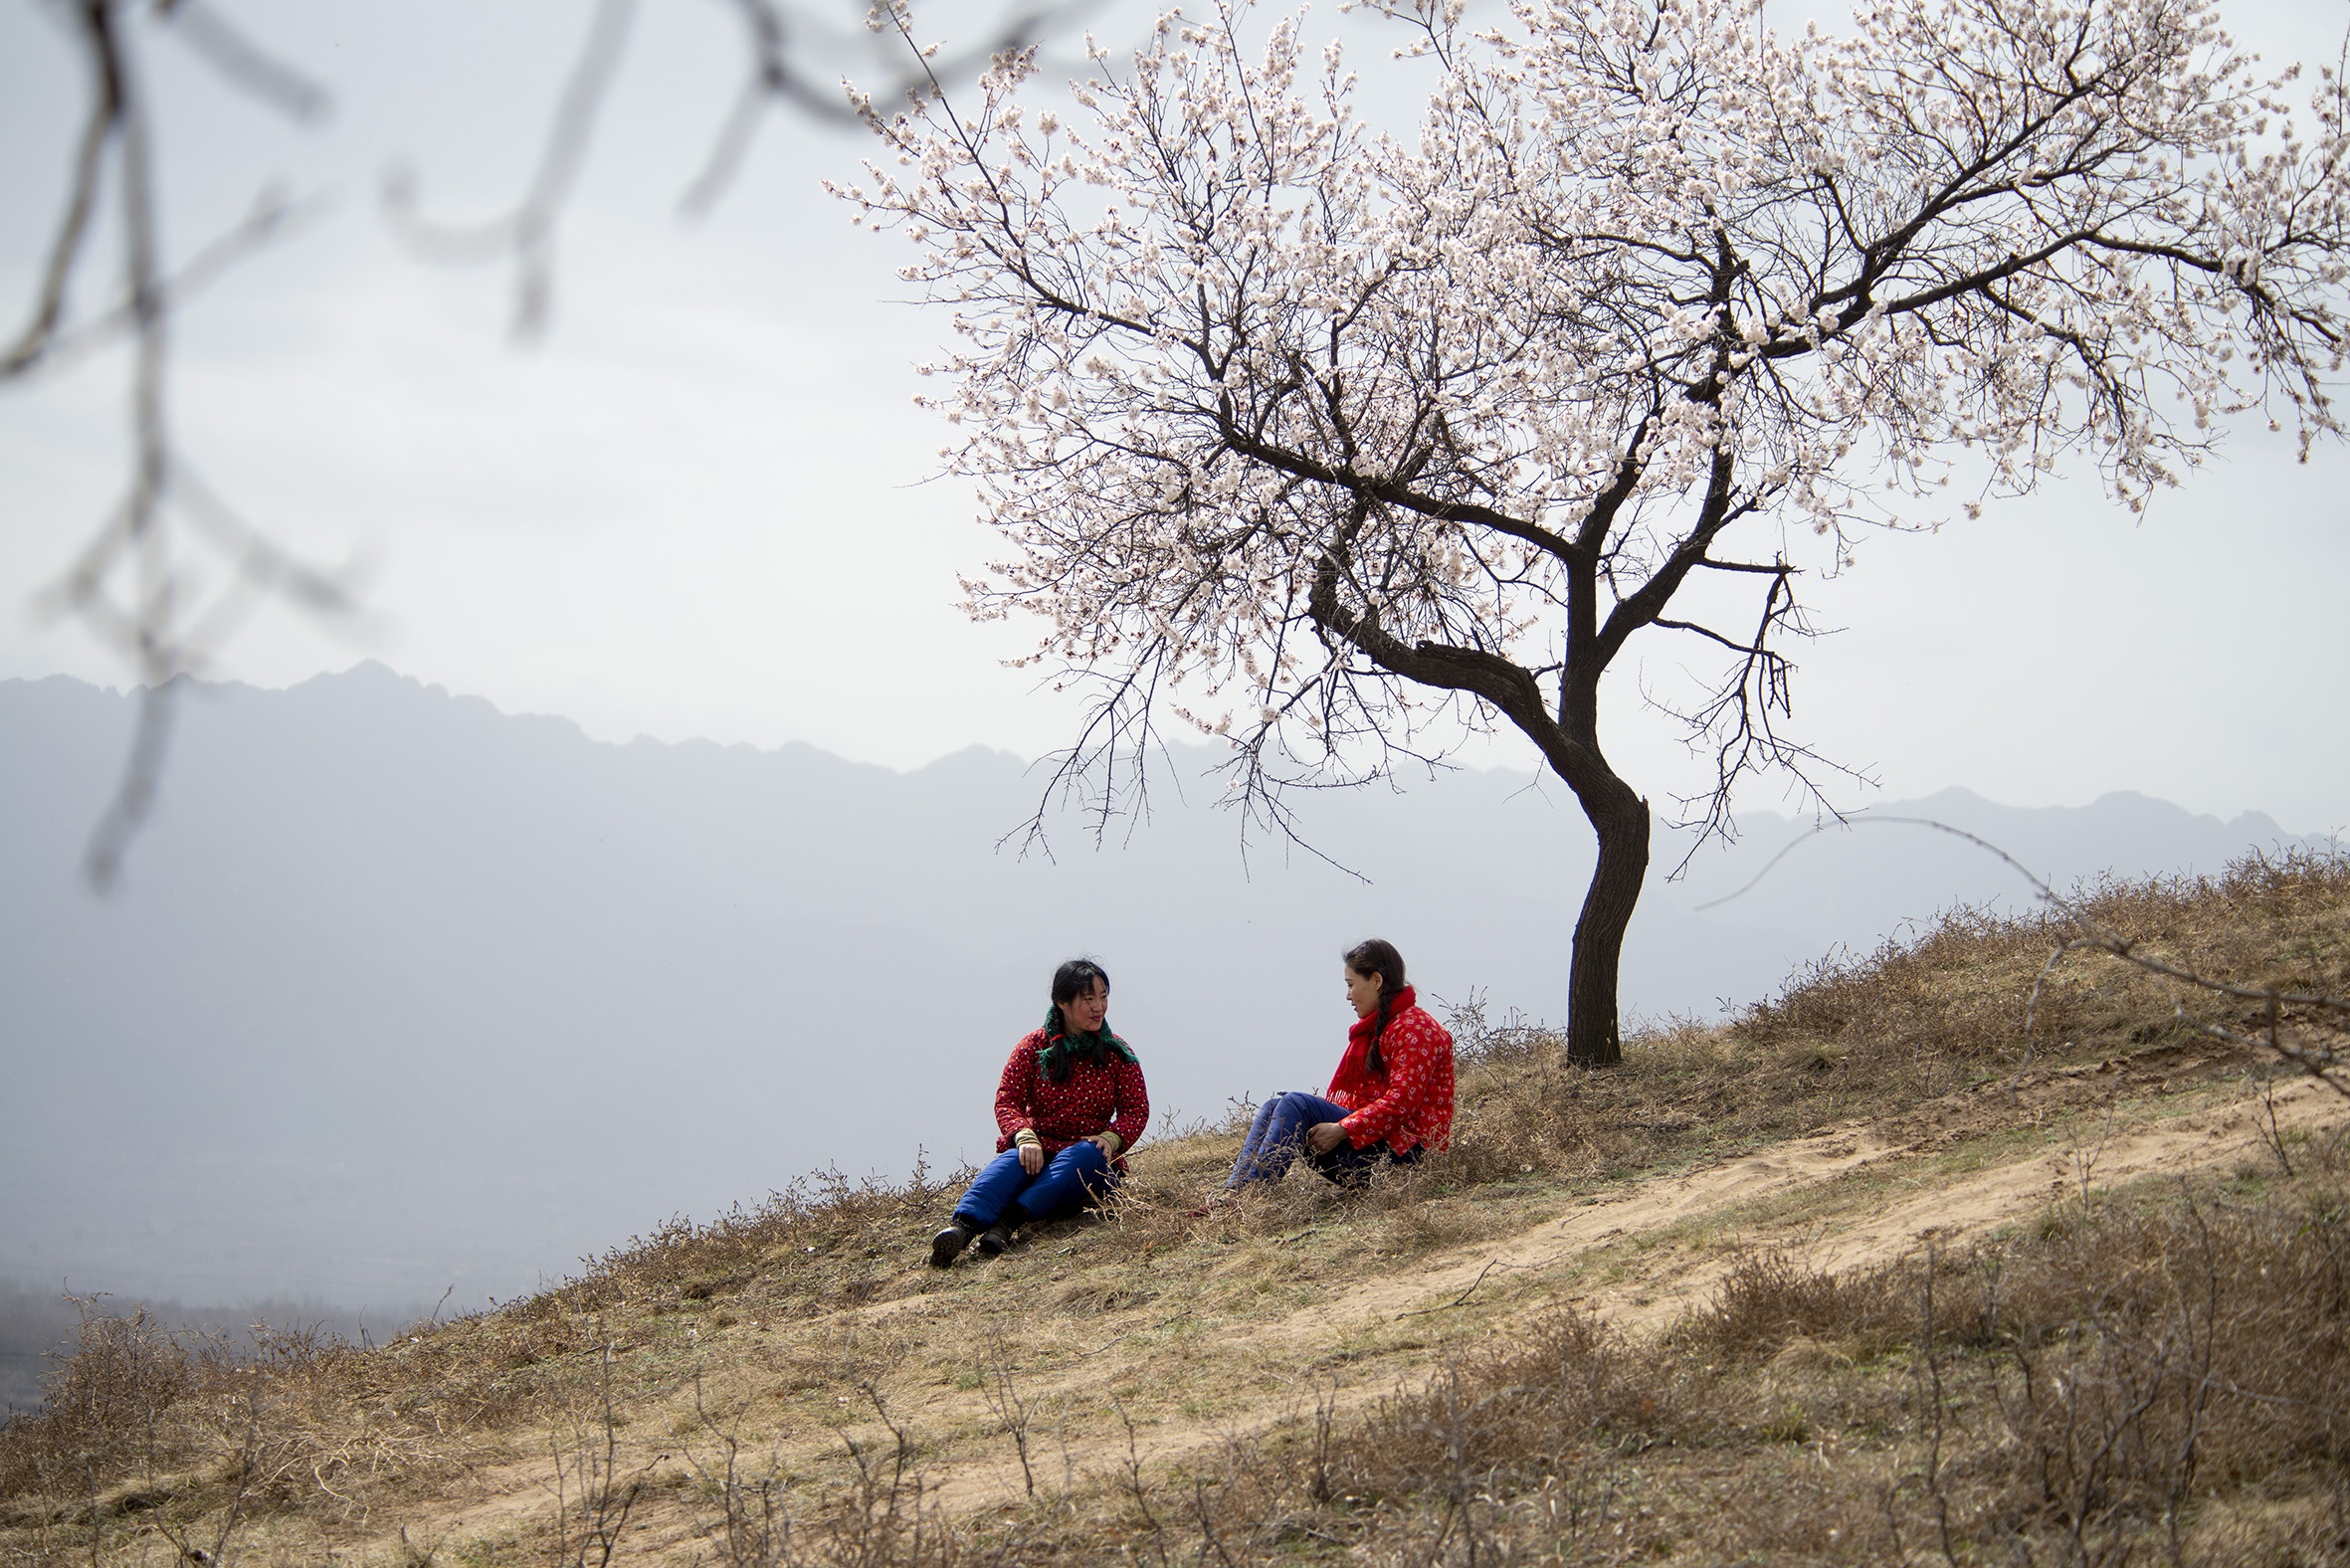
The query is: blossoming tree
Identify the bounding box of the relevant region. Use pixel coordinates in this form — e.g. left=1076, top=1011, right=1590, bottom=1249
left=841, top=0, right=2350, bottom=1064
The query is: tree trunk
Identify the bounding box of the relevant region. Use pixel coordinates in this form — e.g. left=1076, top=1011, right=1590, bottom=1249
left=1565, top=785, right=1650, bottom=1067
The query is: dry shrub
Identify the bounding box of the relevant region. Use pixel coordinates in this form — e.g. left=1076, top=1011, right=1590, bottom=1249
left=0, top=1302, right=215, bottom=1509
left=0, top=1301, right=386, bottom=1537
left=1653, top=1180, right=2350, bottom=1556
left=688, top=1386, right=974, bottom=1568
left=1737, top=846, right=2350, bottom=1078
left=1339, top=1307, right=1690, bottom=1495
left=1278, top=1173, right=2350, bottom=1564
left=1954, top=1183, right=2350, bottom=1533
left=556, top=1154, right=978, bottom=1316
left=1666, top=1250, right=1912, bottom=1361
left=0, top=1299, right=561, bottom=1546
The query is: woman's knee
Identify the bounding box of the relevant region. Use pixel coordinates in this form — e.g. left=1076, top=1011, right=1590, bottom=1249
left=1041, top=1139, right=1113, bottom=1197
left=1274, top=1091, right=1329, bottom=1137
left=956, top=1149, right=1029, bottom=1222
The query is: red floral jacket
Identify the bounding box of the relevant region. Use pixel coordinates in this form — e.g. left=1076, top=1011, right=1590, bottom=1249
left=994, top=1028, right=1149, bottom=1173
left=1324, top=987, right=1455, bottom=1154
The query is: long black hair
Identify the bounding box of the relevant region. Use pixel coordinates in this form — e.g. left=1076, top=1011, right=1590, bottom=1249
left=1343, top=938, right=1408, bottom=1077
left=1050, top=958, right=1109, bottom=1014
left=1042, top=958, right=1115, bottom=1081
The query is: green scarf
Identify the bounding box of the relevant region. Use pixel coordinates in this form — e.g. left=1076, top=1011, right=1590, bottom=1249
left=1040, top=1006, right=1139, bottom=1082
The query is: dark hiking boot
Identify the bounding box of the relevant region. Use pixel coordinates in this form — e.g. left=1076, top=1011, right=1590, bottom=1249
left=975, top=1203, right=1026, bottom=1257
left=929, top=1220, right=976, bottom=1268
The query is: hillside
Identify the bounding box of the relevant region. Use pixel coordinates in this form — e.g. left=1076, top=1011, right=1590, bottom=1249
left=4, top=851, right=2347, bottom=1565
left=3, top=667, right=2326, bottom=1313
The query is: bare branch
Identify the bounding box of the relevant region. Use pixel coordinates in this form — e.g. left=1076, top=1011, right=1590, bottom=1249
left=10, top=186, right=316, bottom=385
left=382, top=0, right=639, bottom=343
left=164, top=0, right=332, bottom=124
left=1, top=1, right=118, bottom=379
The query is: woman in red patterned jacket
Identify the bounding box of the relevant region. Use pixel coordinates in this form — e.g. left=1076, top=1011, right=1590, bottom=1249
left=929, top=958, right=1149, bottom=1267
left=1209, top=938, right=1454, bottom=1201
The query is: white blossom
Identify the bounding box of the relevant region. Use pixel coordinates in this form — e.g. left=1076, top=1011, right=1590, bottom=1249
left=838, top=0, right=2350, bottom=1050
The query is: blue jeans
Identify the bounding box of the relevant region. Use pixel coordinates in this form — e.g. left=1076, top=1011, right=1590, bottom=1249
left=1226, top=1091, right=1422, bottom=1190
left=955, top=1140, right=1118, bottom=1228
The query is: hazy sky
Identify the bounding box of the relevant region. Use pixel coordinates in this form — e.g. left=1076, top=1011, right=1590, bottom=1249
left=4, top=0, right=2347, bottom=841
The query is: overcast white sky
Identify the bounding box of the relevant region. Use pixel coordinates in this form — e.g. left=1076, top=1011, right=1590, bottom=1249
left=4, top=0, right=2347, bottom=844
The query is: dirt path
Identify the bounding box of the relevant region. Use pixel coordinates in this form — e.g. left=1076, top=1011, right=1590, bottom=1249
left=914, top=1068, right=2342, bottom=1513
left=372, top=1063, right=2343, bottom=1556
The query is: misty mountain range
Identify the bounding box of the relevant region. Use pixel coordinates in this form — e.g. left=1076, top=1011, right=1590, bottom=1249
left=1, top=664, right=2328, bottom=1318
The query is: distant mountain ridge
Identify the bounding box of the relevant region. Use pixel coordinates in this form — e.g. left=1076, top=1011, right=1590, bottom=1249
left=0, top=665, right=2326, bottom=1311
left=1680, top=785, right=2323, bottom=978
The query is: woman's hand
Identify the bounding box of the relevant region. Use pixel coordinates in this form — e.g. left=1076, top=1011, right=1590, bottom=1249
left=1087, top=1132, right=1120, bottom=1158
left=1019, top=1141, right=1045, bottom=1175
left=1306, top=1121, right=1349, bottom=1155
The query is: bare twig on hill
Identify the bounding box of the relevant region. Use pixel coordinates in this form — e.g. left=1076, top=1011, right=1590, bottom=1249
left=826, top=1381, right=950, bottom=1563
left=2254, top=1070, right=2300, bottom=1176
left=1303, top=1379, right=1339, bottom=1507
left=684, top=1373, right=795, bottom=1566
left=1916, top=1242, right=1960, bottom=1567
left=978, top=1320, right=1036, bottom=1498
left=2071, top=1107, right=2120, bottom=1209
left=549, top=1343, right=652, bottom=1568
left=1397, top=1258, right=1513, bottom=1319
left=1113, top=1400, right=1175, bottom=1568
left=1192, top=1476, right=1241, bottom=1568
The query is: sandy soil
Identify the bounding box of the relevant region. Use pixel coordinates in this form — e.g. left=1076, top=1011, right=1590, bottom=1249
left=907, top=1054, right=2342, bottom=1513
left=369, top=1051, right=2345, bottom=1557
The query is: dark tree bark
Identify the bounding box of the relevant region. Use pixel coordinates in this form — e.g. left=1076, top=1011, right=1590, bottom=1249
left=1563, top=782, right=1650, bottom=1068
left=1306, top=518, right=1659, bottom=1066
left=1511, top=687, right=1652, bottom=1068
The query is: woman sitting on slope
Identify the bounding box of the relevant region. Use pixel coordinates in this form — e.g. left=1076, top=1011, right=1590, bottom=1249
left=930, top=957, right=1148, bottom=1267
left=1208, top=938, right=1454, bottom=1203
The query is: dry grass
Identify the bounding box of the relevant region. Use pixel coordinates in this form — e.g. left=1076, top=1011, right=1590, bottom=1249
left=1740, top=847, right=2350, bottom=1071
left=1196, top=1142, right=2350, bottom=1567
left=4, top=848, right=2347, bottom=1566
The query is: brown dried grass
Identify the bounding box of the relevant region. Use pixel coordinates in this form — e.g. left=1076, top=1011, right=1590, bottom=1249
left=1740, top=846, right=2350, bottom=1069
left=5, top=848, right=2345, bottom=1565
left=1301, top=1149, right=2350, bottom=1565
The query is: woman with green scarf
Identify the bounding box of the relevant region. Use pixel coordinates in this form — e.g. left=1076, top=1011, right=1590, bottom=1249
left=929, top=958, right=1149, bottom=1267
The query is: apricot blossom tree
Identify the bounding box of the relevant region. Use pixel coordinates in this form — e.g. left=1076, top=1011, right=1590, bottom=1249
left=843, top=0, right=2350, bottom=1063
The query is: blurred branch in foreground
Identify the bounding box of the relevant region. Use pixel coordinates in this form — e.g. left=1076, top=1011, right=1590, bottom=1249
left=10, top=1, right=1091, bottom=889
left=6, top=0, right=364, bottom=891
left=383, top=0, right=1097, bottom=343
